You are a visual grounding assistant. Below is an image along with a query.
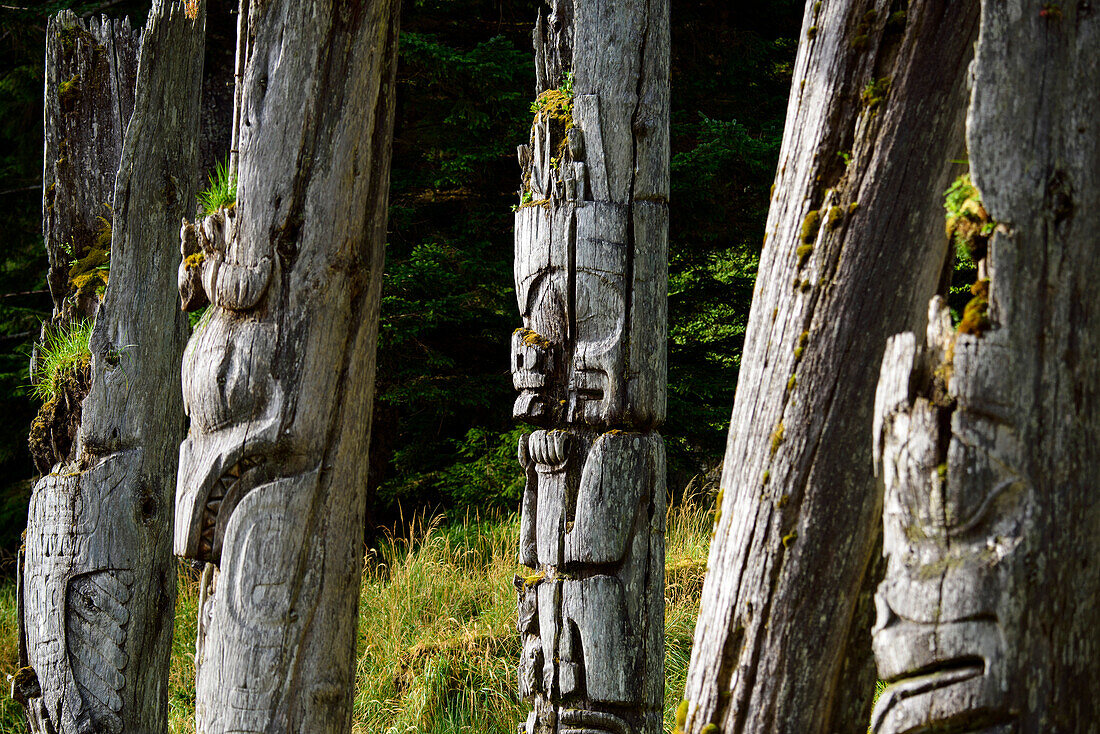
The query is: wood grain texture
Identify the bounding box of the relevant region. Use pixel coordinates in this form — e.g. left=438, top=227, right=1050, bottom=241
left=872, top=1, right=1100, bottom=729
left=40, top=11, right=139, bottom=324
left=513, top=1, right=668, bottom=732
left=19, top=3, right=206, bottom=732
left=28, top=13, right=139, bottom=476
left=679, top=1, right=978, bottom=732
left=174, top=0, right=400, bottom=730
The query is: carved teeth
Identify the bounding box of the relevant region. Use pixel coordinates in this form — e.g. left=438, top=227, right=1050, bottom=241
left=225, top=463, right=241, bottom=478
left=206, top=499, right=221, bottom=514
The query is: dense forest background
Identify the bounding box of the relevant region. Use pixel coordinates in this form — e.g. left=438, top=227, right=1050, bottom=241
left=0, top=0, right=801, bottom=564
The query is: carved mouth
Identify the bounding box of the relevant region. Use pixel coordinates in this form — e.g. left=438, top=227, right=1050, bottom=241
left=559, top=709, right=629, bottom=734
left=871, top=657, right=990, bottom=733
left=197, top=455, right=265, bottom=562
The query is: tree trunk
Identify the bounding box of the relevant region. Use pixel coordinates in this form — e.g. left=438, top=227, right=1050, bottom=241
left=679, top=1, right=978, bottom=732
left=511, top=1, right=669, bottom=732
left=871, top=1, right=1100, bottom=730
left=15, top=3, right=206, bottom=732
left=40, top=11, right=139, bottom=325
left=173, top=0, right=400, bottom=730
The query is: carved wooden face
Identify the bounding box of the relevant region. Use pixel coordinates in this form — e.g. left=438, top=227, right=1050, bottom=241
left=512, top=202, right=631, bottom=426
left=873, top=401, right=1025, bottom=731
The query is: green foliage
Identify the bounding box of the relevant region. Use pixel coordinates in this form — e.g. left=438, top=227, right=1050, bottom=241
left=530, top=70, right=573, bottom=115
left=196, top=157, right=236, bottom=215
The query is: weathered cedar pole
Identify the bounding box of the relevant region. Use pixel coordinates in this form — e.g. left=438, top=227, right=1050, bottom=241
left=871, top=2, right=1100, bottom=730
left=510, top=0, right=669, bottom=732
left=678, top=1, right=978, bottom=732
left=15, top=2, right=206, bottom=732
left=41, top=12, right=139, bottom=325
left=173, top=0, right=400, bottom=730
left=28, top=13, right=139, bottom=478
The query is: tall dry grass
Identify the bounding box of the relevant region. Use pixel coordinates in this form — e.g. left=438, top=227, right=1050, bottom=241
left=1, top=494, right=715, bottom=734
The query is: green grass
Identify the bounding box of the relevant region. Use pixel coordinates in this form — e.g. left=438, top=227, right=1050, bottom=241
left=0, top=582, right=21, bottom=733
left=0, top=497, right=715, bottom=733
left=30, top=319, right=92, bottom=402
left=196, top=158, right=237, bottom=216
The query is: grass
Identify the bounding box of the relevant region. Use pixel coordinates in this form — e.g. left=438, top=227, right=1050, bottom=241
left=0, top=495, right=715, bottom=734
left=196, top=158, right=237, bottom=216
left=0, top=582, right=20, bottom=733
left=30, top=319, right=92, bottom=402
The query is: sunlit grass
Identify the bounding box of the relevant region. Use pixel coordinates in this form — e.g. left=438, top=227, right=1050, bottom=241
left=29, top=319, right=92, bottom=403
left=1, top=498, right=715, bottom=734
left=196, top=158, right=236, bottom=216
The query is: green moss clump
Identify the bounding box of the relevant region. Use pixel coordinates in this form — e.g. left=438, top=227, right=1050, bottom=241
left=806, top=25, right=819, bottom=39
left=861, top=77, right=892, bottom=111
left=184, top=252, right=205, bottom=269
left=787, top=375, right=797, bottom=392
left=848, top=201, right=860, bottom=214
left=944, top=172, right=993, bottom=265
left=762, top=469, right=770, bottom=485
left=58, top=74, right=80, bottom=106
left=515, top=327, right=552, bottom=349
left=796, top=244, right=813, bottom=266
left=676, top=700, right=690, bottom=728
left=801, top=209, right=822, bottom=245
left=776, top=493, right=789, bottom=508
left=794, top=330, right=810, bottom=359
left=958, top=279, right=991, bottom=336
left=887, top=10, right=908, bottom=29
left=68, top=246, right=109, bottom=299
left=770, top=422, right=785, bottom=455
left=701, top=725, right=721, bottom=734
left=782, top=531, right=798, bottom=548
left=826, top=205, right=844, bottom=230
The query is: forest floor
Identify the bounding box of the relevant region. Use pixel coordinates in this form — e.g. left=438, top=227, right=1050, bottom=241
left=0, top=494, right=714, bottom=733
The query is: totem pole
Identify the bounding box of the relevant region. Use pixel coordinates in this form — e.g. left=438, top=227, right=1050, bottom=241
left=174, top=1, right=400, bottom=730
left=872, top=0, right=1100, bottom=728
left=511, top=1, right=669, bottom=732
left=15, top=3, right=205, bottom=732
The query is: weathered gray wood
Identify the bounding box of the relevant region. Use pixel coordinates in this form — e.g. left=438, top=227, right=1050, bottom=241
left=871, top=2, right=1100, bottom=729
left=678, top=1, right=978, bottom=732
left=513, top=1, right=668, bottom=732
left=28, top=13, right=140, bottom=476
left=15, top=3, right=206, bottom=732
left=41, top=11, right=139, bottom=324
left=174, top=1, right=400, bottom=730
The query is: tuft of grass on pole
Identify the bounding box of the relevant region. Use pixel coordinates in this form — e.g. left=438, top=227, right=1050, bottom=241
left=196, top=158, right=237, bottom=216
left=30, top=319, right=93, bottom=402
